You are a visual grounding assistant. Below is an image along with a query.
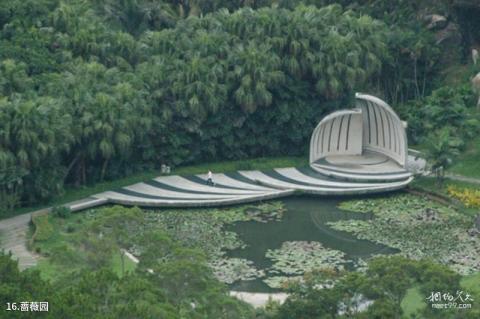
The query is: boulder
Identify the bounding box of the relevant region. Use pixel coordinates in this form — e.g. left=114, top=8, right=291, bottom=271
left=434, top=22, right=462, bottom=45
left=425, top=14, right=449, bottom=30
left=426, top=19, right=463, bottom=65
left=472, top=73, right=480, bottom=109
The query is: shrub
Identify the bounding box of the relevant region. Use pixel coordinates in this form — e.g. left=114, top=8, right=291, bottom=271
left=32, top=214, right=54, bottom=242
left=403, top=84, right=479, bottom=145
left=447, top=186, right=480, bottom=208
left=235, top=162, right=253, bottom=171
left=51, top=206, right=71, bottom=219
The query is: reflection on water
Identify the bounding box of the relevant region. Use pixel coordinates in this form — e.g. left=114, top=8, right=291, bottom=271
left=227, top=196, right=396, bottom=292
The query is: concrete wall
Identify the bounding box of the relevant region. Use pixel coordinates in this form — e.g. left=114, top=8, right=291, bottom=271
left=355, top=94, right=408, bottom=167
left=309, top=109, right=363, bottom=163
left=309, top=94, right=408, bottom=168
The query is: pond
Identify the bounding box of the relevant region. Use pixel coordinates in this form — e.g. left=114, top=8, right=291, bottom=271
left=227, top=196, right=397, bottom=292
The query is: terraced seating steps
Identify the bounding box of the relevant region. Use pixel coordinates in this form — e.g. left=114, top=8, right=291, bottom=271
left=92, top=165, right=414, bottom=208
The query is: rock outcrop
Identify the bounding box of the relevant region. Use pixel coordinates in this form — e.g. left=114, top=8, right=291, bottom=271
left=425, top=14, right=448, bottom=31
left=423, top=13, right=462, bottom=64
left=472, top=72, right=480, bottom=109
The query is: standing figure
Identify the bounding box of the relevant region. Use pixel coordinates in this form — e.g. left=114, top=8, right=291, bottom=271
left=207, top=170, right=214, bottom=186
left=473, top=49, right=479, bottom=65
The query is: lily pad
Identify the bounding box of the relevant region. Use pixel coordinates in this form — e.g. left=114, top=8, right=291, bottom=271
left=265, top=241, right=348, bottom=276
left=263, top=276, right=303, bottom=289
left=331, top=194, right=480, bottom=275
left=209, top=258, right=265, bottom=284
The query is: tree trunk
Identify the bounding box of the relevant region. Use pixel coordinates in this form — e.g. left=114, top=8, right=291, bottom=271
left=81, top=156, right=86, bottom=185
left=100, top=158, right=109, bottom=181
left=64, top=154, right=80, bottom=183
left=413, top=57, right=420, bottom=99
left=421, top=63, right=427, bottom=97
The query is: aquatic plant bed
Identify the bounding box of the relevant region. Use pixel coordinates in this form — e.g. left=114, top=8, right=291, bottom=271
left=142, top=201, right=347, bottom=288
left=142, top=197, right=402, bottom=290
left=142, top=202, right=286, bottom=285
left=142, top=200, right=354, bottom=289
left=262, top=241, right=348, bottom=288
left=330, top=194, right=480, bottom=275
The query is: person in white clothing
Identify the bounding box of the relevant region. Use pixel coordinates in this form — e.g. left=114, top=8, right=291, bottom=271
left=207, top=170, right=214, bottom=186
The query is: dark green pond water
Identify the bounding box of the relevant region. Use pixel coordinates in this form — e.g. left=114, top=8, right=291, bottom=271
left=227, top=196, right=396, bottom=292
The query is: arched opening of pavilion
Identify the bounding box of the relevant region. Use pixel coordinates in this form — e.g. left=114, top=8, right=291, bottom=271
left=309, top=93, right=412, bottom=181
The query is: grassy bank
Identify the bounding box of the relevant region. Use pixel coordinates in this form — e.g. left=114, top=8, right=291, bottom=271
left=411, top=176, right=480, bottom=192
left=410, top=176, right=479, bottom=216
left=401, top=273, right=480, bottom=316
left=450, top=136, right=480, bottom=179
left=4, top=156, right=307, bottom=219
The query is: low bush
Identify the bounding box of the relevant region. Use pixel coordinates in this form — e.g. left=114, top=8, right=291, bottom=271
left=235, top=162, right=254, bottom=171
left=51, top=206, right=71, bottom=219
left=447, top=186, right=480, bottom=208
left=403, top=84, right=479, bottom=145
left=32, top=214, right=54, bottom=242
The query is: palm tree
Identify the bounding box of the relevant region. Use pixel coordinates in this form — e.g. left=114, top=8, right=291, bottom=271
left=91, top=91, right=134, bottom=180
left=425, top=127, right=462, bottom=184
left=56, top=61, right=137, bottom=183
left=229, top=42, right=284, bottom=113
left=0, top=96, right=72, bottom=204
left=170, top=55, right=227, bottom=120
left=0, top=59, right=31, bottom=96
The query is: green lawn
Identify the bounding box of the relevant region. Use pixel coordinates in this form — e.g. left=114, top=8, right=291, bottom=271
left=401, top=287, right=426, bottom=318
left=111, top=253, right=137, bottom=277
left=410, top=176, right=479, bottom=216
left=401, top=272, right=480, bottom=317
left=450, top=136, right=480, bottom=179
left=412, top=176, right=480, bottom=193
left=35, top=259, right=62, bottom=282
left=31, top=209, right=139, bottom=282
left=36, top=253, right=138, bottom=282
left=461, top=272, right=480, bottom=297
left=6, top=155, right=307, bottom=219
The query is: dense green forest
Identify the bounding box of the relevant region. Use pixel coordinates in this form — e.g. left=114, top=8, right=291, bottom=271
left=0, top=0, right=479, bottom=211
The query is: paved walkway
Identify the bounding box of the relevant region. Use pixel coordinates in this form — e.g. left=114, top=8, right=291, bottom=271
left=229, top=291, right=288, bottom=308
left=0, top=197, right=106, bottom=270
left=0, top=212, right=38, bottom=270
left=446, top=174, right=480, bottom=185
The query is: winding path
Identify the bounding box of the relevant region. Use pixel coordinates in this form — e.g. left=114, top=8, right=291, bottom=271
left=0, top=198, right=104, bottom=270
left=0, top=212, right=38, bottom=270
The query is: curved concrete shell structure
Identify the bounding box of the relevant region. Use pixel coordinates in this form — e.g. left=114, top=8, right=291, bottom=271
left=355, top=93, right=408, bottom=167
left=309, top=109, right=364, bottom=164
left=310, top=93, right=412, bottom=182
